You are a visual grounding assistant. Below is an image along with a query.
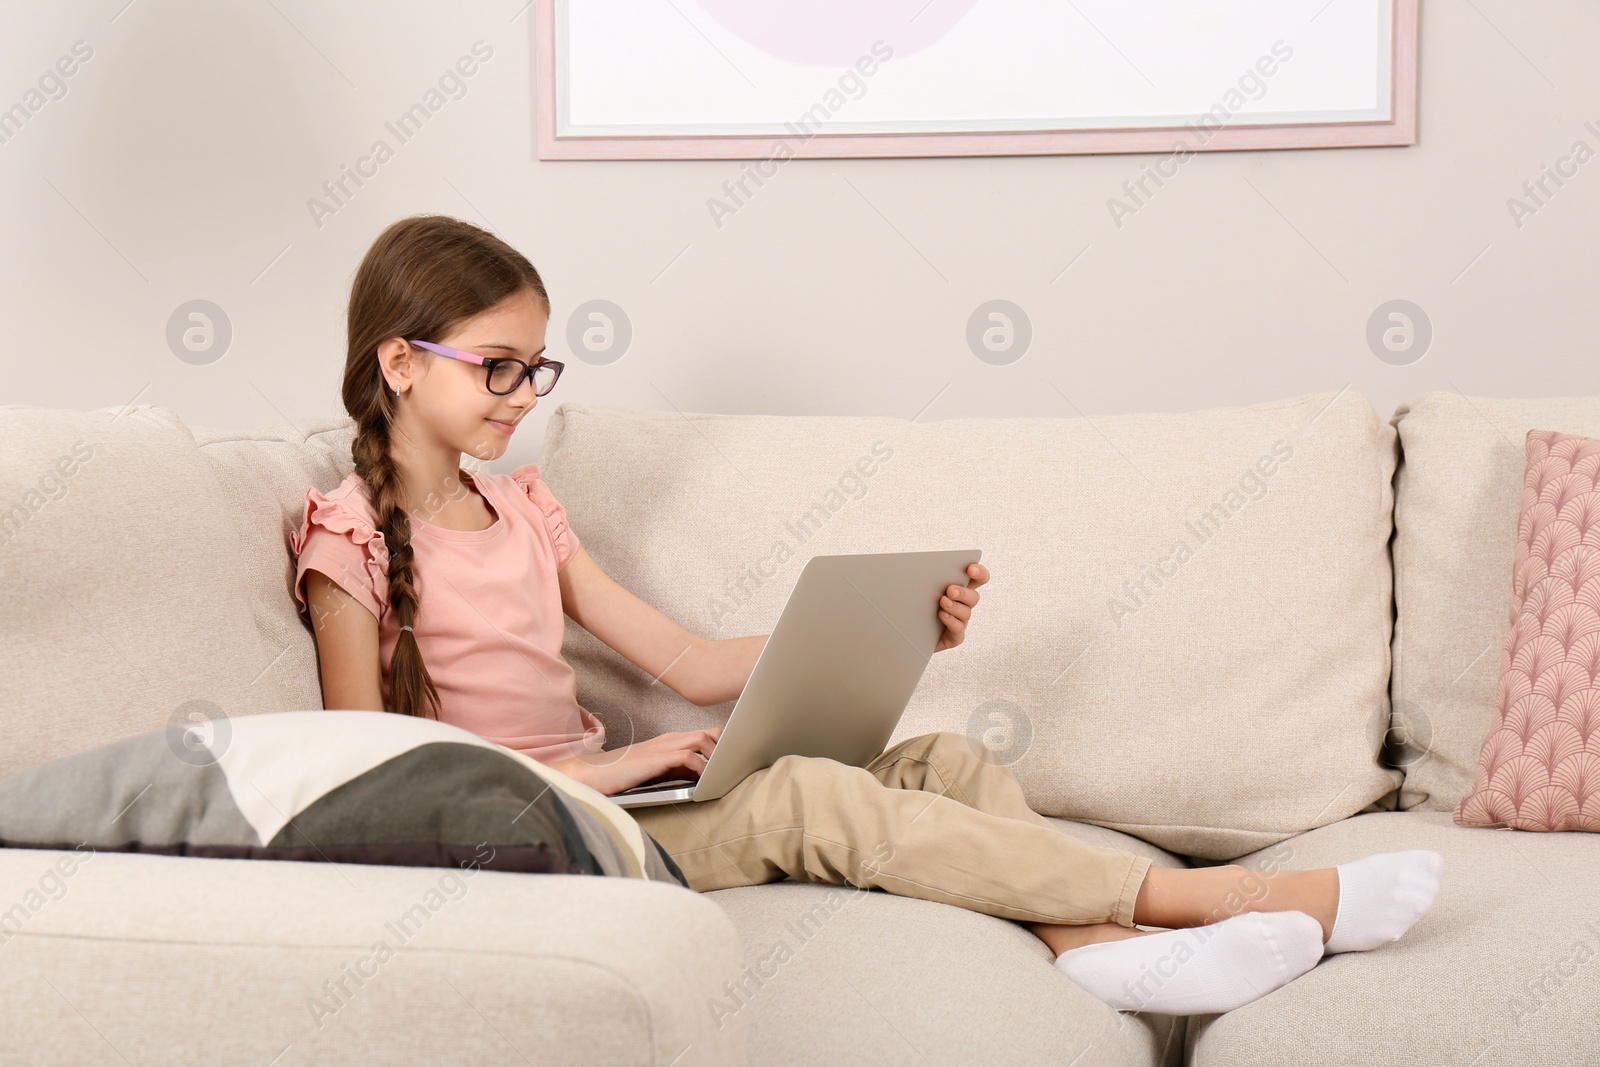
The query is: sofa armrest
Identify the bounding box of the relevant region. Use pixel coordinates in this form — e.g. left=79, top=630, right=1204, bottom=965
left=0, top=849, right=746, bottom=1066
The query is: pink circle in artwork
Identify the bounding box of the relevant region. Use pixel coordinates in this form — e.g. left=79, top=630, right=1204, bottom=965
left=695, top=0, right=979, bottom=67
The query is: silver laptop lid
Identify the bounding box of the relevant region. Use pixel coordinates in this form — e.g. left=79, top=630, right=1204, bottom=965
left=613, top=549, right=980, bottom=808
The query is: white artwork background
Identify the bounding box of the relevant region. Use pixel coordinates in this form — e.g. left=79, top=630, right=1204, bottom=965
left=560, top=0, right=1389, bottom=135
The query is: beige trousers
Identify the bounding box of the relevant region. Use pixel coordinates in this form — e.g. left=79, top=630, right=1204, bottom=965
left=629, top=731, right=1153, bottom=927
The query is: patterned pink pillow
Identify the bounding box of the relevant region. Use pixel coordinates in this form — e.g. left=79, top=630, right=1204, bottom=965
left=1455, top=428, right=1600, bottom=832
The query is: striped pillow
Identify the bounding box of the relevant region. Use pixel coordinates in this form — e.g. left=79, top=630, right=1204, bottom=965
left=0, top=709, right=688, bottom=885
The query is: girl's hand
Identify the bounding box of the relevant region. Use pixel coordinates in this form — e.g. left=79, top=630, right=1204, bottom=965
left=934, top=562, right=989, bottom=654
left=547, top=728, right=722, bottom=797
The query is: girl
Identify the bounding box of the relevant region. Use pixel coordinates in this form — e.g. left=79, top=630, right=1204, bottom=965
left=291, top=214, right=1444, bottom=1016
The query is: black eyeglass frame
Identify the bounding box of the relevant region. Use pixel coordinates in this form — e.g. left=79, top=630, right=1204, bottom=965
left=406, top=339, right=565, bottom=397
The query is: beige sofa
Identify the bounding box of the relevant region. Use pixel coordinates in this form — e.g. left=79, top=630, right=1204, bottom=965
left=0, top=391, right=1595, bottom=1066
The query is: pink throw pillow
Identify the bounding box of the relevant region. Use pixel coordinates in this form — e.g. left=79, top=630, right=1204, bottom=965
left=1455, top=428, right=1600, bottom=832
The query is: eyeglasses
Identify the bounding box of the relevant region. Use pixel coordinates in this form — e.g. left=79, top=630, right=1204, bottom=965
left=406, top=339, right=565, bottom=397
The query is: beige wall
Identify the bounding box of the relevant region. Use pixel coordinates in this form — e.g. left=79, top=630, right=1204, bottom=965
left=2, top=1, right=1596, bottom=456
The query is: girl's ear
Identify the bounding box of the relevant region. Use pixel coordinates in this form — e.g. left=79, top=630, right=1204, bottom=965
left=377, top=337, right=418, bottom=394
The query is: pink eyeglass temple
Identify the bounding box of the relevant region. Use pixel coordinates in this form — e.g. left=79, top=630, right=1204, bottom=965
left=408, top=339, right=489, bottom=365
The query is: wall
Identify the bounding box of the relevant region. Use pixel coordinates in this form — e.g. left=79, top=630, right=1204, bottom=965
left=1, top=1, right=1596, bottom=458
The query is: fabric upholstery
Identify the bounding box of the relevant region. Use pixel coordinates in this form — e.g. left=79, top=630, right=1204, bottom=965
left=706, top=818, right=1189, bottom=1066
left=1389, top=393, right=1600, bottom=812
left=1186, top=812, right=1600, bottom=1065
left=538, top=394, right=1400, bottom=861
left=0, top=405, right=343, bottom=780
left=0, top=846, right=745, bottom=1065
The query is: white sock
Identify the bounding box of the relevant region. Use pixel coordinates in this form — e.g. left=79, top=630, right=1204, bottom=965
left=1053, top=910, right=1324, bottom=1015
left=1322, top=849, right=1444, bottom=955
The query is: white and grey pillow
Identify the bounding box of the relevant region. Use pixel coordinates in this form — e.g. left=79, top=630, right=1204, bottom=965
left=0, top=710, right=687, bottom=886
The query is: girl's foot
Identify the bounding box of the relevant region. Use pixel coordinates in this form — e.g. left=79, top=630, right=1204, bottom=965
left=1028, top=920, right=1158, bottom=956
left=1054, top=910, right=1324, bottom=1015
left=1323, top=849, right=1444, bottom=955
left=1134, top=863, right=1337, bottom=941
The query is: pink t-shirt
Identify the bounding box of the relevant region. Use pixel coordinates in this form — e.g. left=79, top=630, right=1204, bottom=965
left=289, top=463, right=607, bottom=764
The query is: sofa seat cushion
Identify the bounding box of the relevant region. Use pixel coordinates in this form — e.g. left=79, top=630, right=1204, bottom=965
left=1186, top=812, right=1600, bottom=1065
left=705, top=819, right=1188, bottom=1066
left=1389, top=393, right=1600, bottom=812
left=0, top=848, right=744, bottom=1066
left=540, top=395, right=1400, bottom=861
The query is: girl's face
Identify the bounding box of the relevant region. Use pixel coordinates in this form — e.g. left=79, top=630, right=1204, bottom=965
left=405, top=287, right=550, bottom=463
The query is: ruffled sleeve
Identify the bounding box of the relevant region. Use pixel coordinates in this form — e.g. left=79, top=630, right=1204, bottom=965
left=289, top=487, right=390, bottom=624
left=510, top=463, right=580, bottom=571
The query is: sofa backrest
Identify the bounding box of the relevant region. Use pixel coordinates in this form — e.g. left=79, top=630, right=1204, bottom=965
left=1388, top=392, right=1600, bottom=812
left=1, top=394, right=1409, bottom=863
left=540, top=393, right=1401, bottom=861
left=0, top=404, right=351, bottom=781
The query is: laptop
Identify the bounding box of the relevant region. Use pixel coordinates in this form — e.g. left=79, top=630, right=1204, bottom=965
left=612, top=548, right=982, bottom=808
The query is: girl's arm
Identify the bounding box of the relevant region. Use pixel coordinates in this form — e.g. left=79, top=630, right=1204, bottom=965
left=554, top=551, right=988, bottom=706
left=555, top=546, right=766, bottom=707
left=304, top=569, right=387, bottom=712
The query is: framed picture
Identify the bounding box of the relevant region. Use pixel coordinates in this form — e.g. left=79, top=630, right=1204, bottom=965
left=535, top=0, right=1418, bottom=160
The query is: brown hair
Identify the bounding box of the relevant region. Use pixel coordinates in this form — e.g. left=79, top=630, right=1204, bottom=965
left=341, top=214, right=549, bottom=719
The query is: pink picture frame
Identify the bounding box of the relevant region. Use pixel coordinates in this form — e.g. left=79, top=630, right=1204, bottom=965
left=535, top=0, right=1418, bottom=161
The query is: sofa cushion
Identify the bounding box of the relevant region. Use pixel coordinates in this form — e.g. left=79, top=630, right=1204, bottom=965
left=706, top=819, right=1187, bottom=1066
left=1456, top=429, right=1600, bottom=832
left=539, top=394, right=1400, bottom=861
left=189, top=413, right=355, bottom=708
left=0, top=404, right=343, bottom=780
left=1389, top=393, right=1600, bottom=812
left=0, top=709, right=687, bottom=885
left=1185, top=811, right=1600, bottom=1065
left=0, top=847, right=745, bottom=1065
